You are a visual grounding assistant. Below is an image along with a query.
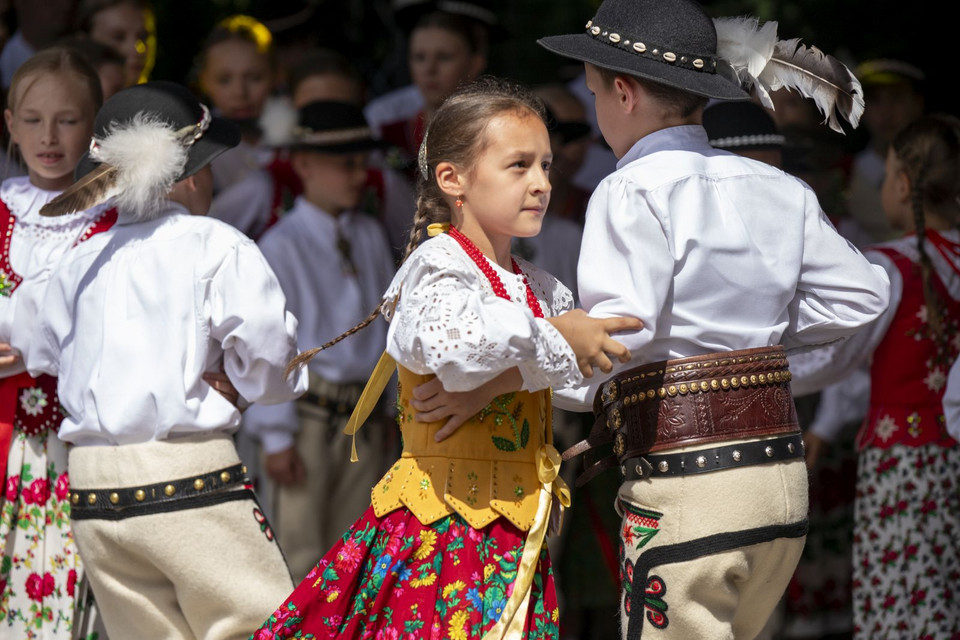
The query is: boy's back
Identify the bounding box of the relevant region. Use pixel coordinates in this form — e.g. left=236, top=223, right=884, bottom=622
left=29, top=207, right=302, bottom=445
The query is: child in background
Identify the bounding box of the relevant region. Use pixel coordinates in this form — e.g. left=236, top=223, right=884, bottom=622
left=253, top=77, right=639, bottom=640
left=791, top=114, right=960, bottom=638
left=19, top=81, right=306, bottom=640
left=0, top=46, right=115, bottom=640
left=77, top=0, right=155, bottom=87
left=377, top=10, right=486, bottom=179
left=59, top=36, right=127, bottom=100
left=243, top=100, right=396, bottom=582
left=198, top=15, right=276, bottom=197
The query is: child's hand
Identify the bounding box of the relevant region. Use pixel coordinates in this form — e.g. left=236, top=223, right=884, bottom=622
left=203, top=371, right=241, bottom=409
left=548, top=310, right=643, bottom=377
left=412, top=369, right=523, bottom=442
left=0, top=342, right=21, bottom=374
left=265, top=446, right=307, bottom=486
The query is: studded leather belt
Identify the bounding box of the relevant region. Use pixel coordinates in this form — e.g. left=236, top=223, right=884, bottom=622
left=564, top=345, right=800, bottom=485
left=70, top=463, right=248, bottom=518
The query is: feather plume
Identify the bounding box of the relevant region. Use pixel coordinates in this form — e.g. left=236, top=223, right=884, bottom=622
left=714, top=16, right=778, bottom=106
left=40, top=163, right=121, bottom=217
left=758, top=38, right=865, bottom=133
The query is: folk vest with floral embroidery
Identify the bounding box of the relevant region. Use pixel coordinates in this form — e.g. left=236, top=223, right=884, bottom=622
left=858, top=245, right=960, bottom=450
left=371, top=366, right=554, bottom=532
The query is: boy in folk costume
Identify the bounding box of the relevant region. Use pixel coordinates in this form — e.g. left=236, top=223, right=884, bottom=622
left=532, top=1, right=893, bottom=637
left=17, top=81, right=307, bottom=640
left=412, top=1, right=890, bottom=638
left=243, top=100, right=397, bottom=581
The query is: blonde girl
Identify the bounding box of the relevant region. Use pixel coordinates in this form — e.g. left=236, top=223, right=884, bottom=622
left=252, top=76, right=637, bottom=640
left=0, top=47, right=115, bottom=638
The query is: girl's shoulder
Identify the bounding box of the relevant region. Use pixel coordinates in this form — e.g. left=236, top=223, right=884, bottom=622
left=513, top=255, right=575, bottom=317
left=381, top=233, right=480, bottom=320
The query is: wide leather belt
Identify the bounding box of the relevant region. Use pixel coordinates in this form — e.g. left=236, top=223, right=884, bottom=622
left=564, top=346, right=800, bottom=485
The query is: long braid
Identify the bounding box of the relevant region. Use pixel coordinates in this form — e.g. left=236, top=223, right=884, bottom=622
left=911, top=161, right=946, bottom=347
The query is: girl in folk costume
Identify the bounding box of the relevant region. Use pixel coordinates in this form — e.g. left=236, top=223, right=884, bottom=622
left=0, top=48, right=116, bottom=638
left=253, top=77, right=639, bottom=640
left=791, top=114, right=960, bottom=638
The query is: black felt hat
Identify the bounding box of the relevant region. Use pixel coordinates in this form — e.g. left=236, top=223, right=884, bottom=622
left=75, top=81, right=240, bottom=182
left=537, top=0, right=748, bottom=101
left=288, top=101, right=385, bottom=154
left=702, top=101, right=783, bottom=151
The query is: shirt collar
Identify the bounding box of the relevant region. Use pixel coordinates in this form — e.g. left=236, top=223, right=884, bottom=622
left=616, top=125, right=711, bottom=170
left=291, top=196, right=353, bottom=235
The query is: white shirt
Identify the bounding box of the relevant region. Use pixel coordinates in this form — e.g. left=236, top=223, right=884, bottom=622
left=1, top=177, right=111, bottom=377
left=383, top=233, right=582, bottom=393
left=211, top=140, right=273, bottom=195
left=555, top=125, right=891, bottom=411
left=208, top=168, right=274, bottom=238
left=20, top=203, right=307, bottom=446
left=243, top=197, right=396, bottom=453
left=364, top=84, right=424, bottom=138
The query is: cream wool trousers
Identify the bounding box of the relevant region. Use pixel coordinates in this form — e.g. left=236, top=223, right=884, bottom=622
left=68, top=434, right=293, bottom=640
left=617, top=438, right=808, bottom=640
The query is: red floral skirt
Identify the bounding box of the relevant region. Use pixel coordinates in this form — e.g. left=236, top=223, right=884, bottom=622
left=252, top=506, right=559, bottom=640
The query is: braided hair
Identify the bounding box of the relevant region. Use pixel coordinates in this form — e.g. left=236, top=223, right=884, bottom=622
left=286, top=76, right=546, bottom=377
left=890, top=114, right=960, bottom=356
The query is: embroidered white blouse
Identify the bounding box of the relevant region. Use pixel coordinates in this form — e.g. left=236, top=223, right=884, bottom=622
left=554, top=125, right=891, bottom=411
left=381, top=232, right=582, bottom=393
left=242, top=196, right=396, bottom=453
left=19, top=203, right=307, bottom=446
left=945, top=359, right=960, bottom=442
left=0, top=177, right=111, bottom=377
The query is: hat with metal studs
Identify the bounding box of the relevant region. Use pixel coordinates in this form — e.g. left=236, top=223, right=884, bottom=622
left=286, top=101, right=386, bottom=154
left=537, top=0, right=749, bottom=100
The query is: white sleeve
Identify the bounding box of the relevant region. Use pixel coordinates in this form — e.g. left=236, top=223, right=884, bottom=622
left=944, top=358, right=960, bottom=442
left=208, top=170, right=274, bottom=238
left=554, top=176, right=667, bottom=410
left=383, top=245, right=581, bottom=392
left=242, top=400, right=300, bottom=454
left=806, top=368, right=871, bottom=442
left=788, top=250, right=901, bottom=397
left=783, top=189, right=891, bottom=349
left=206, top=240, right=307, bottom=404
left=15, top=267, right=63, bottom=378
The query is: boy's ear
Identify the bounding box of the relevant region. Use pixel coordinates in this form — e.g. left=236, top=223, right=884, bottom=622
left=435, top=161, right=466, bottom=198
left=613, top=75, right=642, bottom=114
left=289, top=151, right=312, bottom=180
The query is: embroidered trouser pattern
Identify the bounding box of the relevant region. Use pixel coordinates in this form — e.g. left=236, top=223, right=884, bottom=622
left=617, top=437, right=809, bottom=640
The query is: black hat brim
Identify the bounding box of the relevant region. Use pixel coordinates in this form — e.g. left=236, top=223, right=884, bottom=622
left=538, top=33, right=750, bottom=101
left=75, top=116, right=241, bottom=182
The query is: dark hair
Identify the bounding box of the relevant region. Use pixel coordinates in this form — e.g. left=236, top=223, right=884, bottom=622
left=286, top=76, right=546, bottom=375
left=287, top=48, right=363, bottom=99
left=58, top=36, right=126, bottom=69
left=411, top=10, right=484, bottom=54
left=594, top=66, right=707, bottom=118
left=891, top=113, right=960, bottom=352
left=77, top=0, right=150, bottom=34
left=198, top=15, right=276, bottom=71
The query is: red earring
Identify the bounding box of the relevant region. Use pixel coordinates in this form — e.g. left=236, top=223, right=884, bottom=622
left=455, top=196, right=463, bottom=209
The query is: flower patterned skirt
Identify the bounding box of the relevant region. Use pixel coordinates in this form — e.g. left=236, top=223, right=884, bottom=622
left=252, top=505, right=559, bottom=640
left=0, top=432, right=80, bottom=639
left=852, top=444, right=960, bottom=639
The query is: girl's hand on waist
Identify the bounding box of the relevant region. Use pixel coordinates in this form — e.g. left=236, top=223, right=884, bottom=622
left=0, top=342, right=22, bottom=374
left=412, top=369, right=523, bottom=442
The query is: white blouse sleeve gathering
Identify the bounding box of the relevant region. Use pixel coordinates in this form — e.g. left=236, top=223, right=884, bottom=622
left=205, top=238, right=307, bottom=405
left=788, top=249, right=902, bottom=397
left=944, top=358, right=960, bottom=442
left=382, top=235, right=581, bottom=393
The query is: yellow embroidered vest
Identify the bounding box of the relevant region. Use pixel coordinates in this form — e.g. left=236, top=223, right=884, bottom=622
left=370, top=366, right=552, bottom=532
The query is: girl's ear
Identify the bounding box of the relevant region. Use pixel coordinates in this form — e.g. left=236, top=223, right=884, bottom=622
left=895, top=169, right=912, bottom=204
left=3, top=109, right=16, bottom=144
left=435, top=160, right=466, bottom=198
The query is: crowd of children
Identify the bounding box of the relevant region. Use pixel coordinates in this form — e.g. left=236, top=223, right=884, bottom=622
left=0, top=1, right=953, bottom=639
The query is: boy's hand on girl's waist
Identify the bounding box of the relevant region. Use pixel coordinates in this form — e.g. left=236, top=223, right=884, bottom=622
left=0, top=342, right=22, bottom=373
left=547, top=310, right=644, bottom=378
left=265, top=446, right=307, bottom=486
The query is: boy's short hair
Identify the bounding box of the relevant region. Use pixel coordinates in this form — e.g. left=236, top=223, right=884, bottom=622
left=594, top=65, right=708, bottom=118
left=287, top=49, right=363, bottom=98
